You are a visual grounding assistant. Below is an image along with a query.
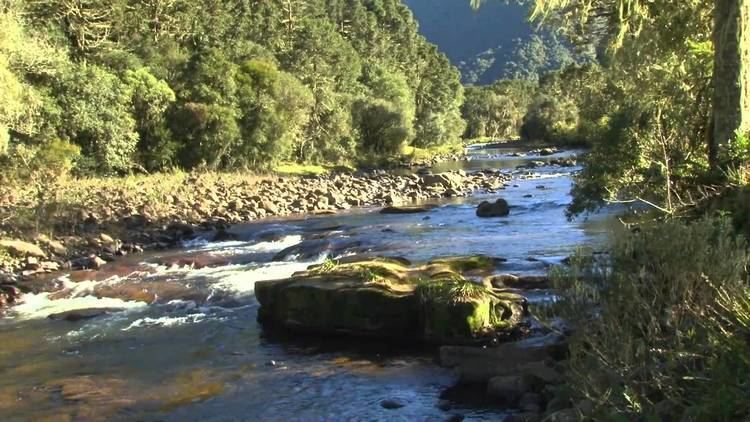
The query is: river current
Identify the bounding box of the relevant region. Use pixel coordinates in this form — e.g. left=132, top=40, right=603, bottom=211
left=0, top=146, right=616, bottom=421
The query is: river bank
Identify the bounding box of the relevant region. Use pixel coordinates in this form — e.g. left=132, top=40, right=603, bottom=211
left=0, top=145, right=609, bottom=421
left=0, top=146, right=576, bottom=309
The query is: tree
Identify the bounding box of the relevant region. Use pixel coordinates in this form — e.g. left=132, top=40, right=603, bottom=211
left=124, top=67, right=177, bottom=171
left=56, top=64, right=138, bottom=174
left=531, top=0, right=750, bottom=172
left=712, top=1, right=750, bottom=168
left=234, top=59, right=314, bottom=168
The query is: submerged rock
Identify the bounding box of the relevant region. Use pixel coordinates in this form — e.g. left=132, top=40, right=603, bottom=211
left=379, top=205, right=435, bottom=214
left=48, top=308, right=123, bottom=321
left=476, top=199, right=510, bottom=218
left=255, top=257, right=526, bottom=344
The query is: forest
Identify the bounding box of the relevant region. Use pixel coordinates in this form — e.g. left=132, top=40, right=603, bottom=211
left=2, top=0, right=750, bottom=420
left=1, top=0, right=465, bottom=177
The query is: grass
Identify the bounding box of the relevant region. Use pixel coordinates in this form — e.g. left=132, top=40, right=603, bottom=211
left=541, top=217, right=750, bottom=420
left=272, top=163, right=329, bottom=176
left=416, top=277, right=493, bottom=305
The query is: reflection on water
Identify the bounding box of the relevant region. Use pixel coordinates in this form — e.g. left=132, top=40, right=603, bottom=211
left=0, top=146, right=619, bottom=421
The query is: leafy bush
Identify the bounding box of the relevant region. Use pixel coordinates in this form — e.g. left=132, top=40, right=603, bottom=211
left=545, top=218, right=750, bottom=420
left=520, top=94, right=579, bottom=143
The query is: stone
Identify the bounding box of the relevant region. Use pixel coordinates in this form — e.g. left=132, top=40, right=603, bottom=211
left=380, top=205, right=434, bottom=214
left=380, top=399, right=405, bottom=409
left=520, top=361, right=563, bottom=390
left=489, top=274, right=549, bottom=290
left=90, top=255, right=107, bottom=269
left=487, top=375, right=523, bottom=404
left=538, top=148, right=558, bottom=156
left=440, top=334, right=568, bottom=383
left=519, top=392, right=543, bottom=413
left=48, top=308, right=121, bottom=321
left=504, top=412, right=542, bottom=422
left=0, top=240, right=46, bottom=258
left=25, top=257, right=41, bottom=270
left=476, top=199, right=510, bottom=218
left=422, top=173, right=463, bottom=189
left=261, top=200, right=279, bottom=215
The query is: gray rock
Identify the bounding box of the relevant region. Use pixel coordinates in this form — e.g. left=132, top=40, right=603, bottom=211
left=476, top=199, right=510, bottom=218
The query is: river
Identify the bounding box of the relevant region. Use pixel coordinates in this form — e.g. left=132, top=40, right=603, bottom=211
left=0, top=146, right=616, bottom=421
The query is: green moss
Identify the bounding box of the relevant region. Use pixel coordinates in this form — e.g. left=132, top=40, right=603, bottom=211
left=256, top=256, right=524, bottom=344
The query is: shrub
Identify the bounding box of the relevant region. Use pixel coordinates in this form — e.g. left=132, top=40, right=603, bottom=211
left=544, top=218, right=750, bottom=419
left=520, top=94, right=579, bottom=143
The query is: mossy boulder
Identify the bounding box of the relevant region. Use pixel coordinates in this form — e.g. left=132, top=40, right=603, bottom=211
left=255, top=257, right=526, bottom=344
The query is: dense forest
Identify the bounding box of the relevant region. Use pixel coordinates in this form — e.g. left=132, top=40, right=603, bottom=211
left=0, top=0, right=465, bottom=176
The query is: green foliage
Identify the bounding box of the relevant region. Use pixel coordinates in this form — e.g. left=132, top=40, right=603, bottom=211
left=56, top=64, right=138, bottom=174
left=544, top=217, right=750, bottom=420
left=235, top=59, right=314, bottom=168
left=124, top=68, right=177, bottom=171
left=520, top=94, right=579, bottom=143
left=2, top=0, right=465, bottom=175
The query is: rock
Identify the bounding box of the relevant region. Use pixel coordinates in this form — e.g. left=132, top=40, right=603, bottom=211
left=380, top=205, right=434, bottom=214
left=489, top=274, right=549, bottom=290
left=504, top=412, right=542, bottom=422
left=25, top=257, right=41, bottom=270
left=422, top=173, right=463, bottom=189
left=380, top=399, right=405, bottom=409
left=261, top=200, right=279, bottom=215
left=487, top=375, right=523, bottom=404
left=90, top=255, right=107, bottom=269
left=476, top=199, right=510, bottom=218
left=212, top=228, right=239, bottom=242
left=99, top=233, right=115, bottom=244
left=0, top=240, right=46, bottom=258
left=519, top=392, right=543, bottom=413
left=255, top=258, right=524, bottom=344
left=440, top=334, right=568, bottom=383
left=272, top=239, right=333, bottom=262
left=48, top=308, right=122, bottom=321
left=538, top=148, right=558, bottom=156
left=520, top=362, right=563, bottom=391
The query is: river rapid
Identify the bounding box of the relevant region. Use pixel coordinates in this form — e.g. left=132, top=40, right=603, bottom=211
left=0, top=146, right=616, bottom=421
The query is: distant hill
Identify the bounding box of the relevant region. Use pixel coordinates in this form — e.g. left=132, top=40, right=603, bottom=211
left=403, top=0, right=582, bottom=85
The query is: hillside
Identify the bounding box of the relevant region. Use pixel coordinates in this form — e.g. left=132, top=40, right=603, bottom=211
left=403, top=0, right=578, bottom=84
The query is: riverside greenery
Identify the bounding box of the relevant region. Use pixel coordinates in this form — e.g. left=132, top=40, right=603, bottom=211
left=543, top=218, right=750, bottom=420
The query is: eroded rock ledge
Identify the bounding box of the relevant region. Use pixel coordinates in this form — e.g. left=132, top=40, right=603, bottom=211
left=255, top=256, right=528, bottom=344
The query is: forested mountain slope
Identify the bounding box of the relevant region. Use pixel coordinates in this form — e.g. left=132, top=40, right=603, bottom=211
left=403, top=0, right=580, bottom=84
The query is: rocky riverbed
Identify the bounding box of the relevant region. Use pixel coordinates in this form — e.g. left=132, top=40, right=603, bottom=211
left=0, top=145, right=607, bottom=421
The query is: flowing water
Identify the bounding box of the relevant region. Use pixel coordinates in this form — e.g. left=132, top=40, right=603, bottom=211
left=0, top=146, right=617, bottom=421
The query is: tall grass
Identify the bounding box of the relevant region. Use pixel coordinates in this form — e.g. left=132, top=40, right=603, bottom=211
left=545, top=218, right=750, bottom=420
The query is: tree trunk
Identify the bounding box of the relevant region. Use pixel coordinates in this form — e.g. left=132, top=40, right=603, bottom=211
left=712, top=0, right=750, bottom=169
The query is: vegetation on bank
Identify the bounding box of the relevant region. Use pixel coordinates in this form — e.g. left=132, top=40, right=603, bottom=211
left=543, top=218, right=750, bottom=420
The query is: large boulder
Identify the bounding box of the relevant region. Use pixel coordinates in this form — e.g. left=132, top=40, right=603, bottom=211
left=255, top=257, right=526, bottom=344
left=476, top=199, right=510, bottom=217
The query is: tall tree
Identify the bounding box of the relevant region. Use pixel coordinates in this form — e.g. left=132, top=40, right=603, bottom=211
left=530, top=0, right=750, bottom=171
left=712, top=0, right=750, bottom=167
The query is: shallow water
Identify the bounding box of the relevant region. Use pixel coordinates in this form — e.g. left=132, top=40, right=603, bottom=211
left=0, top=146, right=617, bottom=421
